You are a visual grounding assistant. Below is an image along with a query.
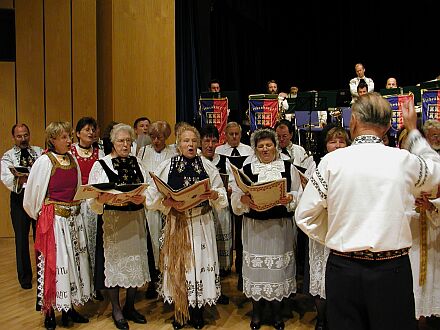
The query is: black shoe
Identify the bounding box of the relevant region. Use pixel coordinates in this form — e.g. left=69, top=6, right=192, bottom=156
left=172, top=319, right=184, bottom=330
left=250, top=321, right=261, bottom=330
left=112, top=314, right=129, bottom=330
left=62, top=309, right=89, bottom=326
left=190, top=317, right=205, bottom=329
left=122, top=307, right=147, bottom=324
left=21, top=282, right=32, bottom=290
left=44, top=313, right=56, bottom=330
left=273, top=321, right=285, bottom=330
left=217, top=294, right=229, bottom=305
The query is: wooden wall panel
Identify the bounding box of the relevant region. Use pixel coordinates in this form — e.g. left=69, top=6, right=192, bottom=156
left=0, top=0, right=13, bottom=8
left=112, top=0, right=176, bottom=141
left=0, top=63, right=16, bottom=237
left=72, top=0, right=97, bottom=129
left=44, top=0, right=72, bottom=125
left=15, top=0, right=46, bottom=148
left=96, top=0, right=114, bottom=131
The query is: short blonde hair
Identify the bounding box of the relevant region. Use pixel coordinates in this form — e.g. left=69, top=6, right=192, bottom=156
left=176, top=124, right=200, bottom=150
left=46, top=121, right=72, bottom=150
left=110, top=123, right=135, bottom=143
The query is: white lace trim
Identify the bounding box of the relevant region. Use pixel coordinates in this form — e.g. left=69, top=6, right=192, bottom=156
left=243, top=250, right=294, bottom=270
left=243, top=276, right=296, bottom=301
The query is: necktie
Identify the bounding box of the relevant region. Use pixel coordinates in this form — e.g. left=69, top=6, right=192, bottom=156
left=281, top=147, right=290, bottom=157
left=231, top=147, right=240, bottom=157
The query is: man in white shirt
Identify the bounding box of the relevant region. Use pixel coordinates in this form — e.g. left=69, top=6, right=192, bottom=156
left=131, top=116, right=151, bottom=156
left=295, top=92, right=440, bottom=330
left=1, top=123, right=42, bottom=289
left=267, top=79, right=289, bottom=114
left=275, top=119, right=316, bottom=177
left=349, top=63, right=374, bottom=103
left=215, top=121, right=253, bottom=291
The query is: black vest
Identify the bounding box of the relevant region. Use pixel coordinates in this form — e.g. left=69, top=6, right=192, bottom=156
left=242, top=160, right=293, bottom=220
left=98, top=157, right=144, bottom=211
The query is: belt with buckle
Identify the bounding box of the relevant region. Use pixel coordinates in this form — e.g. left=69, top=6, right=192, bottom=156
left=331, top=247, right=410, bottom=261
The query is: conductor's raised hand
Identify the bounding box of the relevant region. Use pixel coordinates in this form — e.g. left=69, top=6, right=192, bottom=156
left=401, top=98, right=417, bottom=131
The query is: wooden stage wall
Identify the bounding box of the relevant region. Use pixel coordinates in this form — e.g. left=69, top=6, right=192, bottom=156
left=0, top=0, right=176, bottom=237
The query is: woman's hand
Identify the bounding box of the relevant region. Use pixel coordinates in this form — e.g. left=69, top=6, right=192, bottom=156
left=162, top=196, right=184, bottom=210
left=131, top=194, right=146, bottom=205
left=200, top=189, right=219, bottom=201
left=97, top=192, right=113, bottom=204
left=240, top=193, right=258, bottom=210
left=279, top=194, right=293, bottom=205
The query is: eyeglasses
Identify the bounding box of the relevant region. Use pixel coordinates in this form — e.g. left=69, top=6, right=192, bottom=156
left=115, top=138, right=132, bottom=144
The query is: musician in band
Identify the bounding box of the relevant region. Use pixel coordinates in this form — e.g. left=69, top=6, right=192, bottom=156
left=296, top=93, right=440, bottom=330
left=267, top=79, right=289, bottom=114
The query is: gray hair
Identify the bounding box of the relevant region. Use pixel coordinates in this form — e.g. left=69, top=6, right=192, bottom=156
left=225, top=121, right=242, bottom=133
left=351, top=92, right=392, bottom=128
left=250, top=128, right=279, bottom=150
left=110, top=123, right=135, bottom=143
left=422, top=120, right=440, bottom=134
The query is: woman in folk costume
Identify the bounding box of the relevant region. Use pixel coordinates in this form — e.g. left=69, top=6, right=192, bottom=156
left=145, top=124, right=228, bottom=329
left=230, top=128, right=302, bottom=330
left=70, top=117, right=104, bottom=298
left=88, top=123, right=150, bottom=330
left=137, top=120, right=177, bottom=298
left=23, top=122, right=92, bottom=330
left=306, top=125, right=350, bottom=330
left=398, top=126, right=440, bottom=327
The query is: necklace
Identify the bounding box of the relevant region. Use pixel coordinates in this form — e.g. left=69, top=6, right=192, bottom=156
left=52, top=151, right=69, bottom=163
left=78, top=144, right=92, bottom=155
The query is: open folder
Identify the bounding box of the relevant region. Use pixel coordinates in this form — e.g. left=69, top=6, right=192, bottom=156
left=229, top=164, right=287, bottom=212
left=73, top=183, right=148, bottom=204
left=9, top=166, right=30, bottom=177
left=149, top=172, right=211, bottom=211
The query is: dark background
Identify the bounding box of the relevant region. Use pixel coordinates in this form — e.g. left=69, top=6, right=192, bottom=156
left=176, top=0, right=439, bottom=124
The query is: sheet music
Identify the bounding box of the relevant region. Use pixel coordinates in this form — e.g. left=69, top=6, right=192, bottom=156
left=149, top=172, right=211, bottom=211
left=230, top=164, right=287, bottom=211
left=73, top=183, right=148, bottom=202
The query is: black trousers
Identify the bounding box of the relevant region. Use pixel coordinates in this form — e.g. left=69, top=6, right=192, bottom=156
left=10, top=191, right=36, bottom=286
left=325, top=253, right=416, bottom=330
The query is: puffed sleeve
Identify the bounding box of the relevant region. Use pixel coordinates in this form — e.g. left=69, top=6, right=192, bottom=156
left=144, top=159, right=172, bottom=215
left=295, top=158, right=329, bottom=244
left=23, top=155, right=52, bottom=220
left=1, top=150, right=17, bottom=192
left=201, top=157, right=228, bottom=210
left=427, top=197, right=440, bottom=227
left=286, top=164, right=303, bottom=212
left=87, top=160, right=110, bottom=214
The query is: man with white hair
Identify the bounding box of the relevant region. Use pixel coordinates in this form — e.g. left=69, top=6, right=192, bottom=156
left=296, top=93, right=440, bottom=330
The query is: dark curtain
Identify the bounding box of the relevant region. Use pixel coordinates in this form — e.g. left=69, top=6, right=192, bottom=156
left=175, top=0, right=212, bottom=126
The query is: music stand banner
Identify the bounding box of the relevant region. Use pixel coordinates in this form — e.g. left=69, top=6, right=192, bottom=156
left=421, top=90, right=440, bottom=123
left=199, top=98, right=228, bottom=144
left=384, top=93, right=413, bottom=134
left=248, top=98, right=278, bottom=131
